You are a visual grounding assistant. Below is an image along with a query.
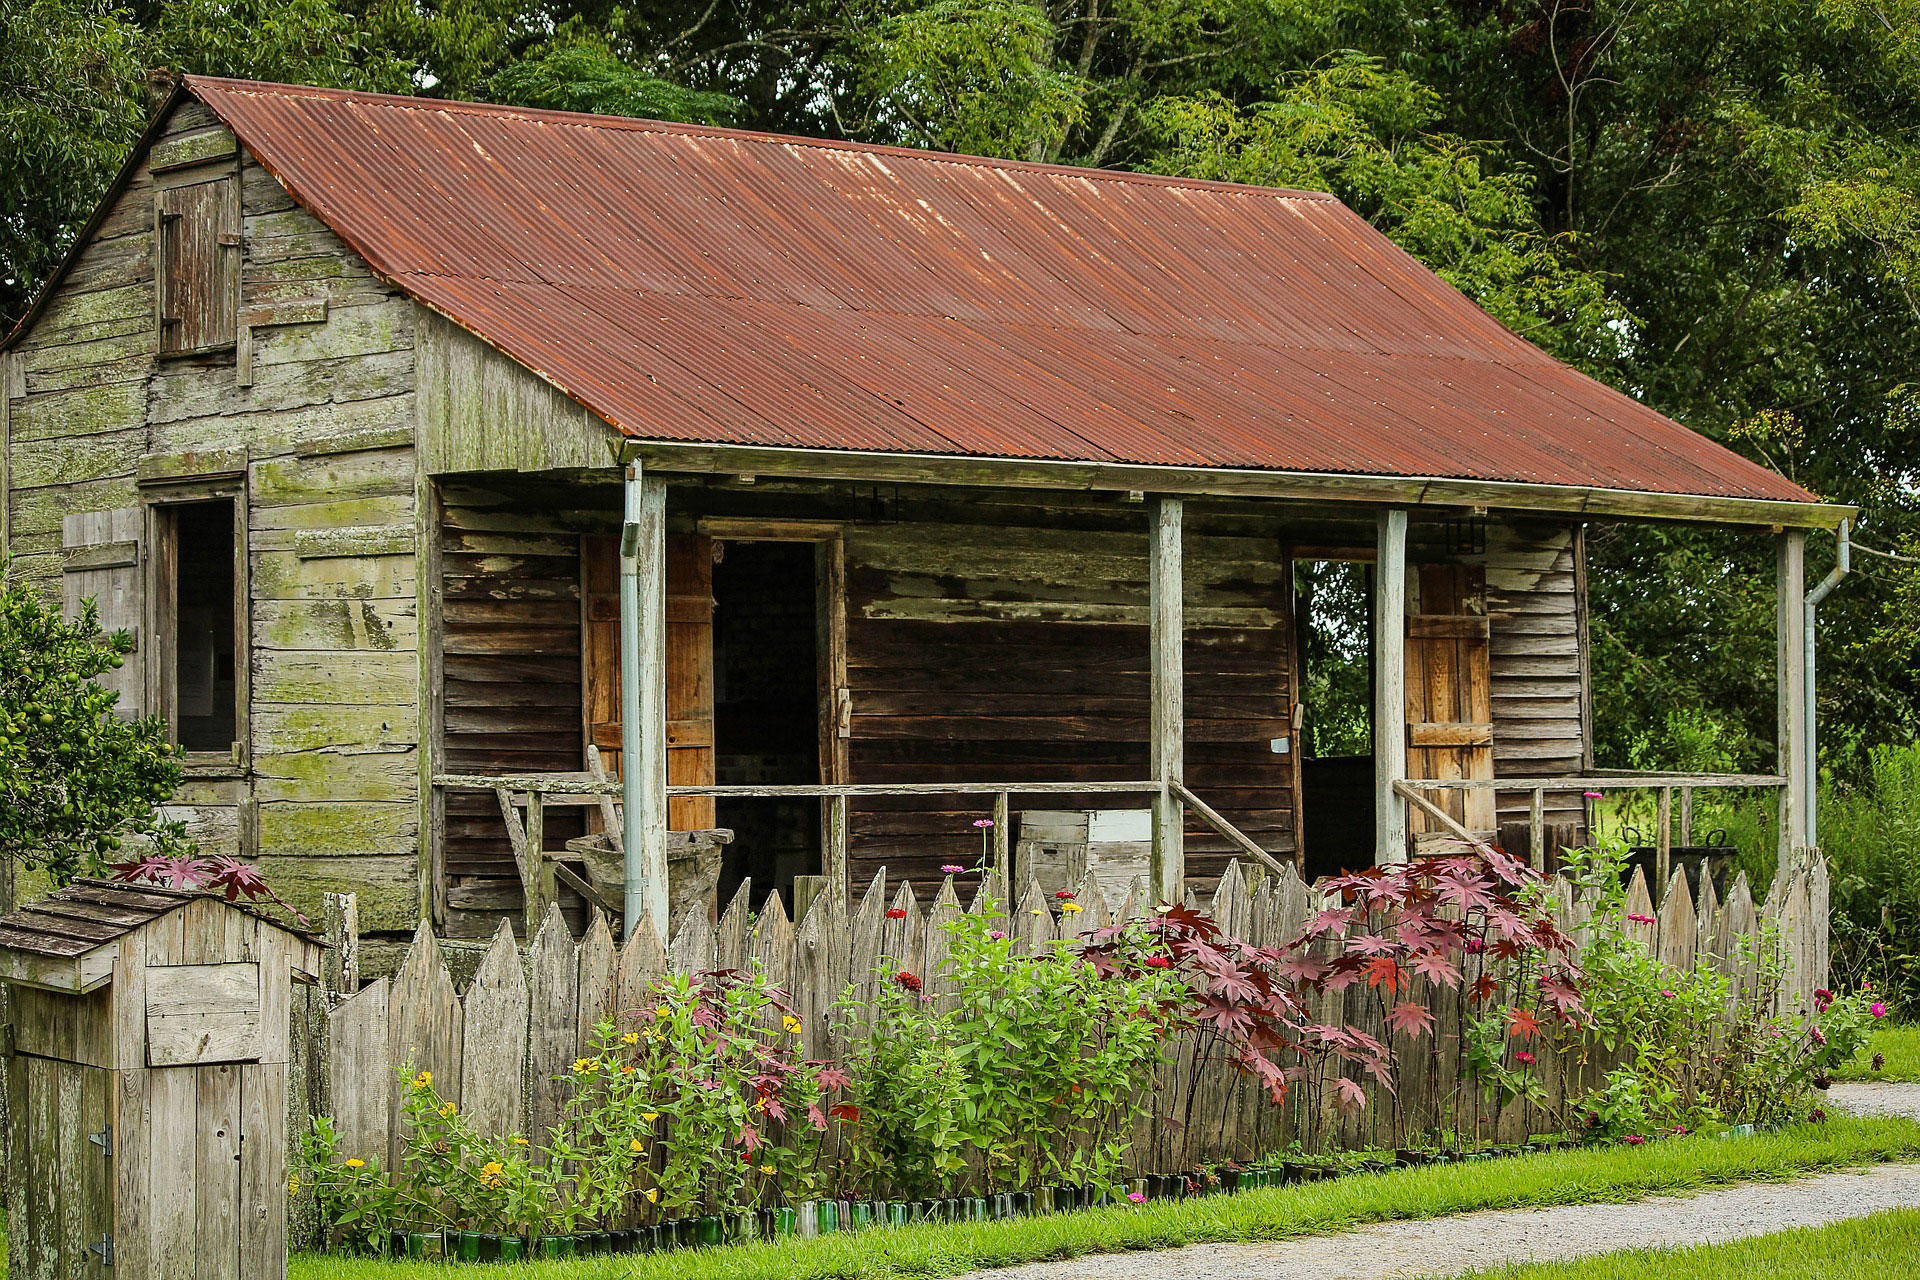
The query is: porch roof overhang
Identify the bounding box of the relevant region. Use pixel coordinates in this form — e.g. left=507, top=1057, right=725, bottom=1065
left=620, top=439, right=1856, bottom=530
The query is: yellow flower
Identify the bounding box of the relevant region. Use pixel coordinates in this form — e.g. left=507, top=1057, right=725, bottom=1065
left=760, top=1164, right=776, bottom=1175
left=782, top=1016, right=802, bottom=1034
left=480, top=1160, right=505, bottom=1187
left=410, top=1070, right=432, bottom=1089
left=1061, top=902, right=1084, bottom=914
left=644, top=1188, right=659, bottom=1204
left=1032, top=908, right=1045, bottom=916
left=642, top=1112, right=659, bottom=1123
left=343, top=1159, right=365, bottom=1170
left=654, top=1005, right=672, bottom=1019
left=620, top=1064, right=637, bottom=1074
left=621, top=1031, right=640, bottom=1045
left=629, top=1139, right=645, bottom=1153
left=572, top=1057, right=599, bottom=1075
left=511, top=1137, right=530, bottom=1146
left=288, top=1174, right=301, bottom=1194
left=438, top=1103, right=457, bottom=1118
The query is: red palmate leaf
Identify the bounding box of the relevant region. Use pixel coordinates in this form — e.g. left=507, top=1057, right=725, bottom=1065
left=1385, top=1001, right=1435, bottom=1036
left=1506, top=1007, right=1545, bottom=1041
left=1330, top=1076, right=1368, bottom=1112
left=1362, top=956, right=1401, bottom=994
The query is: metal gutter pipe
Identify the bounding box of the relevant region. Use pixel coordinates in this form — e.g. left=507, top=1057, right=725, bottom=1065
left=619, top=464, right=646, bottom=938
left=1804, top=518, right=1851, bottom=848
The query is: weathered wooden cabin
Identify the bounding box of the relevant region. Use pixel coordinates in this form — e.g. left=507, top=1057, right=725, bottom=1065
left=1, top=76, right=1851, bottom=947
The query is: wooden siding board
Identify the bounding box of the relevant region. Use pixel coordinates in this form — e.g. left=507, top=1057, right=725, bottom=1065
left=1487, top=522, right=1588, bottom=828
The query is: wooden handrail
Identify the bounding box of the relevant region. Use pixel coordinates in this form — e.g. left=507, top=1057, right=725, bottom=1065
left=1168, top=780, right=1292, bottom=879
left=435, top=774, right=1165, bottom=799
left=1398, top=773, right=1784, bottom=791
left=1390, top=779, right=1479, bottom=846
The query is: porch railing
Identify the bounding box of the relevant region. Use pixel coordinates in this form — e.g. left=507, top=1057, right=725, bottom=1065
left=1394, top=770, right=1788, bottom=884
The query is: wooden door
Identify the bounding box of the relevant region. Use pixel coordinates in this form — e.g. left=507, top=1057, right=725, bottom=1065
left=583, top=534, right=716, bottom=830
left=6, top=1055, right=112, bottom=1280
left=1405, top=563, right=1495, bottom=836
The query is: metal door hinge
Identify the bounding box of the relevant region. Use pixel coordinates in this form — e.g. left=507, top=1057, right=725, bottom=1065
left=88, top=1124, right=113, bottom=1157
left=88, top=1234, right=115, bottom=1266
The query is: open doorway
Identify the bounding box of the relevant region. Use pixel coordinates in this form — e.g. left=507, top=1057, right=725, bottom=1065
left=711, top=539, right=824, bottom=907
left=1295, top=559, right=1375, bottom=877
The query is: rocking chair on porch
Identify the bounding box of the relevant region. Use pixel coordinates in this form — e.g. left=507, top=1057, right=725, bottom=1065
left=493, top=746, right=732, bottom=929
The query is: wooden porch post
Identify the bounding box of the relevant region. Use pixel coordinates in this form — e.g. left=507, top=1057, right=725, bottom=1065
left=621, top=463, right=671, bottom=941
left=1374, top=508, right=1409, bottom=863
left=1777, top=528, right=1809, bottom=866
left=1149, top=496, right=1185, bottom=905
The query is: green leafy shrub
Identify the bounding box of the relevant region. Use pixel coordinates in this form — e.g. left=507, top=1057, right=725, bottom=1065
left=1822, top=742, right=1920, bottom=1013
left=0, top=569, right=184, bottom=882
left=296, top=1115, right=401, bottom=1254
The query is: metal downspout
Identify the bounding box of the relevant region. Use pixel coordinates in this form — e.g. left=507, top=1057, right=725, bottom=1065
left=619, top=465, right=646, bottom=937
left=1804, top=519, right=1851, bottom=849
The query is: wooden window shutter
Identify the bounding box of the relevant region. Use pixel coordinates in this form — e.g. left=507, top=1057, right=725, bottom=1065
left=1405, top=563, right=1494, bottom=838
left=61, top=509, right=146, bottom=718
left=156, top=177, right=239, bottom=355
left=581, top=533, right=716, bottom=830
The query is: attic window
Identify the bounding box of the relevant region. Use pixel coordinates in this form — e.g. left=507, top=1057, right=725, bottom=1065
left=155, top=177, right=239, bottom=355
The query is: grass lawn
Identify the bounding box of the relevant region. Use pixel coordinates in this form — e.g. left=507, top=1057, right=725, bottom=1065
left=1463, top=1206, right=1920, bottom=1279
left=279, top=1115, right=1920, bottom=1280
left=1836, top=1024, right=1920, bottom=1082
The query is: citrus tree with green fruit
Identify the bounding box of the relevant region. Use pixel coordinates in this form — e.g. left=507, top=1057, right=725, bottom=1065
left=0, top=569, right=184, bottom=884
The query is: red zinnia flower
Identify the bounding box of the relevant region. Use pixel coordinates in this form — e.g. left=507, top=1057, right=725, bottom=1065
left=1144, top=956, right=1172, bottom=969
left=894, top=970, right=922, bottom=992
left=885, top=907, right=907, bottom=919
left=1054, top=891, right=1075, bottom=900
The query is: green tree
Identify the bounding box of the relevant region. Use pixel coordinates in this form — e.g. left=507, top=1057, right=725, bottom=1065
left=0, top=566, right=186, bottom=884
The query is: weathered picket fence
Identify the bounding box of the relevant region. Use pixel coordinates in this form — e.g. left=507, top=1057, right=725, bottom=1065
left=284, top=850, right=1828, bottom=1236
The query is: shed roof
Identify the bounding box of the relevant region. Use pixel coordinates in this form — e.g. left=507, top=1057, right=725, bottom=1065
left=0, top=878, right=315, bottom=962
left=43, top=77, right=1828, bottom=509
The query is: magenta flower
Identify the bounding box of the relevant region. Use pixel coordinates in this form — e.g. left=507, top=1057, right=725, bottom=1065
left=1622, top=1134, right=1645, bottom=1146
left=972, top=819, right=995, bottom=829
left=1809, top=1026, right=1827, bottom=1046
left=1627, top=914, right=1655, bottom=925
left=1583, top=790, right=1603, bottom=799
left=1660, top=989, right=1675, bottom=999
left=1514, top=1051, right=1535, bottom=1066
left=988, top=929, right=1007, bottom=941
left=1872, top=1002, right=1888, bottom=1019
left=1127, top=1192, right=1145, bottom=1204
left=1465, top=938, right=1486, bottom=955
left=940, top=864, right=965, bottom=875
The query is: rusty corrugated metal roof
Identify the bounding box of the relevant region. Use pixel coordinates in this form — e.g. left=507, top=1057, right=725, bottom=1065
left=183, top=76, right=1814, bottom=503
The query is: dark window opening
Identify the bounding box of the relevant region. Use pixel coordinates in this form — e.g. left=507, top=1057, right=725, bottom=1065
left=170, top=501, right=238, bottom=752
left=712, top=541, right=822, bottom=908
left=1296, top=559, right=1375, bottom=878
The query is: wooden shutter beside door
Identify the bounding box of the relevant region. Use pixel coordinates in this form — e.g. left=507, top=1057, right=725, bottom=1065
left=1405, top=563, right=1495, bottom=838
left=62, top=508, right=146, bottom=718
left=582, top=534, right=716, bottom=830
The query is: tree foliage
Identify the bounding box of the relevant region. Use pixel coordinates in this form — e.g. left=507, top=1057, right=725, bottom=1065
left=5, top=0, right=1920, bottom=776
left=0, top=565, right=185, bottom=883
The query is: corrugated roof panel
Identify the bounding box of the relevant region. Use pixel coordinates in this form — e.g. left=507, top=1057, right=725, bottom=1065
left=182, top=76, right=1816, bottom=504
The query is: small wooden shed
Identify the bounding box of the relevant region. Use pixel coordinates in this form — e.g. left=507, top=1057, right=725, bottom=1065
left=0, top=879, right=321, bottom=1280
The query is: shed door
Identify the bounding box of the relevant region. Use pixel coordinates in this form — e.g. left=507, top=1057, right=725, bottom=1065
left=1405, top=563, right=1495, bottom=837
left=5, top=1055, right=112, bottom=1279
left=583, top=534, right=716, bottom=830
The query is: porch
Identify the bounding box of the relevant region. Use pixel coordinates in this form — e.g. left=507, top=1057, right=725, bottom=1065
left=420, top=465, right=1815, bottom=943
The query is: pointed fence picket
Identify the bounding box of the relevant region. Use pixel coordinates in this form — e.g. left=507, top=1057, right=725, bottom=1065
left=293, top=850, right=1829, bottom=1233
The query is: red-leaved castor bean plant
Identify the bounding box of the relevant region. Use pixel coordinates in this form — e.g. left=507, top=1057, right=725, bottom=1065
left=1078, top=841, right=1584, bottom=1152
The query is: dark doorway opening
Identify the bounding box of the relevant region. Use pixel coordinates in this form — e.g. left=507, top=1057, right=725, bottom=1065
left=170, top=500, right=238, bottom=753
left=1296, top=559, right=1375, bottom=879
left=712, top=540, right=823, bottom=908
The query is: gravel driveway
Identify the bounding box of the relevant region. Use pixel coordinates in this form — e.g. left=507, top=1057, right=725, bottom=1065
left=964, top=1083, right=1920, bottom=1280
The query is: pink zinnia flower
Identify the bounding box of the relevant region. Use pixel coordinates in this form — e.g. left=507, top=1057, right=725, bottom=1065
left=1627, top=914, right=1655, bottom=925
left=988, top=929, right=1007, bottom=941
left=972, top=819, right=995, bottom=829
left=1465, top=938, right=1486, bottom=955
left=940, top=864, right=965, bottom=875
left=1583, top=791, right=1603, bottom=799
left=1660, top=989, right=1675, bottom=999
left=1514, top=1051, right=1535, bottom=1066
left=1872, top=1002, right=1888, bottom=1019
left=1127, top=1192, right=1145, bottom=1203
left=1810, top=1026, right=1827, bottom=1046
